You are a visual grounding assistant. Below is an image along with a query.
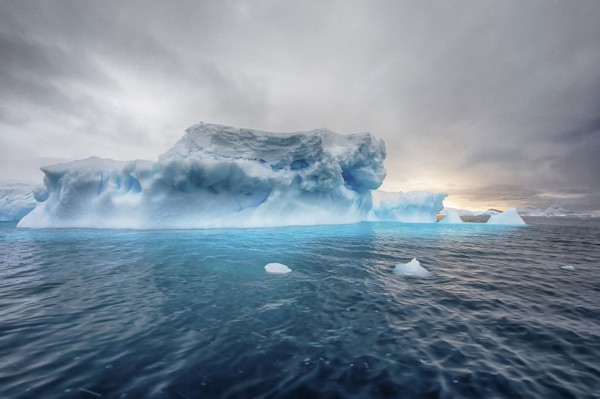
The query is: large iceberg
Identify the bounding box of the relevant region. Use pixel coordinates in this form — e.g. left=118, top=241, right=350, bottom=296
left=19, top=123, right=391, bottom=228
left=0, top=183, right=37, bottom=221
left=18, top=123, right=450, bottom=229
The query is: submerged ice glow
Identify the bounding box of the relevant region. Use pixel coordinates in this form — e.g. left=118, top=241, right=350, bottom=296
left=18, top=123, right=446, bottom=229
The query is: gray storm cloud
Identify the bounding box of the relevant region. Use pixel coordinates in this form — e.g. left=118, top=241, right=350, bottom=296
left=1, top=0, right=599, bottom=211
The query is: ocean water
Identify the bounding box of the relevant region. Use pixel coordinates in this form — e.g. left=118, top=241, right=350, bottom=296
left=0, top=218, right=599, bottom=398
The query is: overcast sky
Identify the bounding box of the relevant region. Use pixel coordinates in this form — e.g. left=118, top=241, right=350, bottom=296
left=1, top=0, right=599, bottom=211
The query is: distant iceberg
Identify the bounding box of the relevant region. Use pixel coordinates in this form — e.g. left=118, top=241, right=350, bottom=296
left=543, top=204, right=576, bottom=217
left=487, top=208, right=526, bottom=225
left=438, top=209, right=463, bottom=224
left=519, top=204, right=580, bottom=217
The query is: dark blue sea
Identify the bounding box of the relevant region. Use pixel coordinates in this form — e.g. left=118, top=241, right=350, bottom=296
left=1, top=218, right=599, bottom=398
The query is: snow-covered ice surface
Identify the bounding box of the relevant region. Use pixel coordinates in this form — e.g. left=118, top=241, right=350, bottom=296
left=265, top=263, right=292, bottom=274
left=19, top=123, right=391, bottom=228
left=0, top=183, right=37, bottom=221
left=371, top=190, right=446, bottom=223
left=393, top=258, right=432, bottom=277
left=487, top=208, right=526, bottom=225
left=439, top=209, right=464, bottom=224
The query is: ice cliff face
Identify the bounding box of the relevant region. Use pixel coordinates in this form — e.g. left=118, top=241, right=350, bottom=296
left=19, top=123, right=392, bottom=228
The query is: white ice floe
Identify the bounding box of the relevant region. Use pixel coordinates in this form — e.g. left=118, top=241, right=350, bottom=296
left=393, top=258, right=432, bottom=277
left=560, top=265, right=575, bottom=271
left=487, top=208, right=526, bottom=225
left=265, top=263, right=292, bottom=274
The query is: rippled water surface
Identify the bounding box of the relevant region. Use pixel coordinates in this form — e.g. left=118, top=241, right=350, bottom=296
left=1, top=218, right=599, bottom=398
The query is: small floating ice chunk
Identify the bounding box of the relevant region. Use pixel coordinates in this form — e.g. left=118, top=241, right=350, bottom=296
left=265, top=262, right=292, bottom=274
left=560, top=265, right=575, bottom=271
left=487, top=208, right=526, bottom=225
left=394, top=258, right=432, bottom=277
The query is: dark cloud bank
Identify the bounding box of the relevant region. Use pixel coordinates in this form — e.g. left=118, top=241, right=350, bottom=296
left=1, top=0, right=599, bottom=211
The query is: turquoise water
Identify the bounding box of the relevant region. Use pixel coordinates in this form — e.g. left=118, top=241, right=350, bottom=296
left=1, top=219, right=599, bottom=398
